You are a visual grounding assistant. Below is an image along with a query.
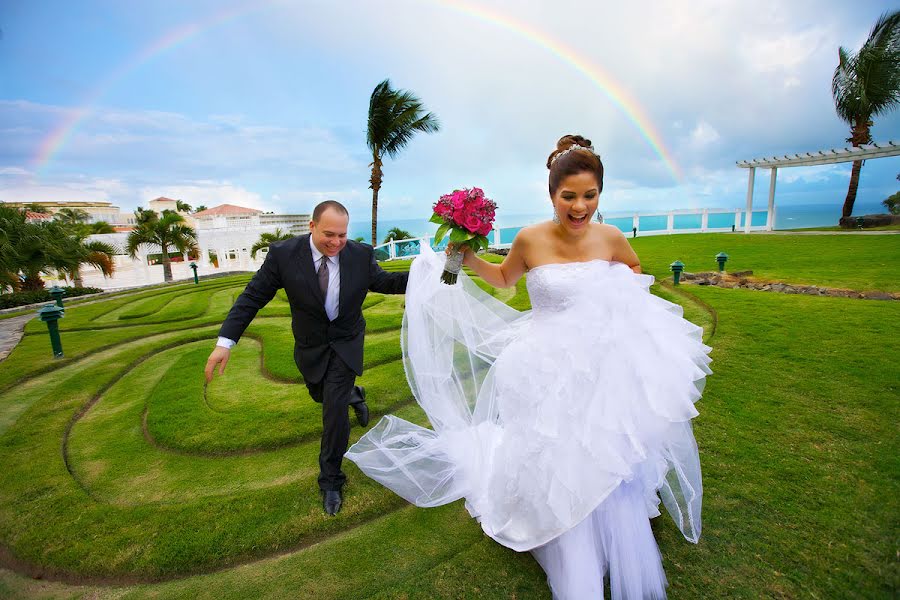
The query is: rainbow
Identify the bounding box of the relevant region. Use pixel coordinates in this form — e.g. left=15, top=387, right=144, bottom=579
left=30, top=1, right=259, bottom=172
left=31, top=0, right=683, bottom=181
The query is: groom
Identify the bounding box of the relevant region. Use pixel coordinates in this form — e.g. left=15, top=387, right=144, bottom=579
left=204, top=200, right=408, bottom=515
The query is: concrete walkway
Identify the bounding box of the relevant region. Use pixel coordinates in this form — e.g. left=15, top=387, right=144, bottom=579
left=0, top=314, right=36, bottom=362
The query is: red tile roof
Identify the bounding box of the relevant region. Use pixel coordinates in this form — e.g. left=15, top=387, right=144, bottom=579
left=151, top=197, right=179, bottom=203
left=192, top=204, right=263, bottom=217
left=25, top=211, right=53, bottom=221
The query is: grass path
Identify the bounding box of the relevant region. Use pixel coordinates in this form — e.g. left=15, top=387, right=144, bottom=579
left=0, top=233, right=896, bottom=598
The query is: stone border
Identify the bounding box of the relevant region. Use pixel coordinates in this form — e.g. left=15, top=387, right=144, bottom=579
left=681, top=271, right=898, bottom=300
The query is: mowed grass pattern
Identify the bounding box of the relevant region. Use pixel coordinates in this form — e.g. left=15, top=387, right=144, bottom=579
left=0, top=234, right=898, bottom=599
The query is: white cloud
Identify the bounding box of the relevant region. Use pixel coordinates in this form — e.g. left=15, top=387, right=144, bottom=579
left=138, top=182, right=265, bottom=211
left=688, top=121, right=721, bottom=148
left=0, top=166, right=31, bottom=176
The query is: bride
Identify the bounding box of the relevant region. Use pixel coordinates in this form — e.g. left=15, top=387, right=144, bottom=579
left=346, top=135, right=713, bottom=599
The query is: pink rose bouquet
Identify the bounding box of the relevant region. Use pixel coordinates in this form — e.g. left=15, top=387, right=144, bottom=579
left=430, top=187, right=497, bottom=284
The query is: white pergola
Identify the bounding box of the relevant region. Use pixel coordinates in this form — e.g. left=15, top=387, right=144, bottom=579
left=736, top=140, right=900, bottom=232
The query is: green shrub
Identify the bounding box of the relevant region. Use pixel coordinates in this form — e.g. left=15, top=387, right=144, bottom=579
left=0, top=286, right=103, bottom=309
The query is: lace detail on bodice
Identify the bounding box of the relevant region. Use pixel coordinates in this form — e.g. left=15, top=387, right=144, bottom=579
left=526, top=259, right=612, bottom=314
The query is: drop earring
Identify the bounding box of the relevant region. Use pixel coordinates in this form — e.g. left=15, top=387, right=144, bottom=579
left=596, top=210, right=603, bottom=224
left=552, top=207, right=560, bottom=224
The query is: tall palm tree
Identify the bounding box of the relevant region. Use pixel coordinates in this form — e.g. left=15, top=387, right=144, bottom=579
left=367, top=78, right=440, bottom=246
left=832, top=9, right=900, bottom=218
left=175, top=200, right=193, bottom=213
left=126, top=211, right=199, bottom=283
left=194, top=205, right=208, bottom=214
left=251, top=228, right=293, bottom=259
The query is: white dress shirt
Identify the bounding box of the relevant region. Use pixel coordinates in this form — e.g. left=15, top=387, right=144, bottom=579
left=216, top=236, right=341, bottom=349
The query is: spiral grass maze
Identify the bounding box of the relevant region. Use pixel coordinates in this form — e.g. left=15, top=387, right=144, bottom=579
left=0, top=236, right=897, bottom=598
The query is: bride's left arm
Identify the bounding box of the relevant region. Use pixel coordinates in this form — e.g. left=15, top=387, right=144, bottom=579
left=610, top=229, right=642, bottom=273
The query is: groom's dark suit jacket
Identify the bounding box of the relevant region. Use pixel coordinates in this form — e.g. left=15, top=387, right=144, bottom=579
left=219, top=235, right=408, bottom=383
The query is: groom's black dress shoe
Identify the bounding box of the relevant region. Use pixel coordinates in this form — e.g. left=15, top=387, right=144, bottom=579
left=350, top=385, right=369, bottom=427
left=323, top=490, right=342, bottom=516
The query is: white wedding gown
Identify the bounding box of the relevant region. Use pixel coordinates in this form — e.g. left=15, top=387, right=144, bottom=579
left=346, top=244, right=712, bottom=599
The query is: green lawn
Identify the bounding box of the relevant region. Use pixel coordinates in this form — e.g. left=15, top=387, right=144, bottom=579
left=0, top=233, right=897, bottom=598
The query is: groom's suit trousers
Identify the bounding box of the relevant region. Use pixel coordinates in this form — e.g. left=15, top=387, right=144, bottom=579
left=304, top=348, right=357, bottom=491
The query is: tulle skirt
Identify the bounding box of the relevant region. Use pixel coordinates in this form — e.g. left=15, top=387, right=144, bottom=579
left=346, top=245, right=712, bottom=599
left=532, top=478, right=667, bottom=600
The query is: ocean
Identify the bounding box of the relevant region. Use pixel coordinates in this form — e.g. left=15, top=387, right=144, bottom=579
left=353, top=201, right=887, bottom=244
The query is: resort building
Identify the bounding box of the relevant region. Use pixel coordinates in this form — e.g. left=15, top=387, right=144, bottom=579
left=2, top=200, right=130, bottom=226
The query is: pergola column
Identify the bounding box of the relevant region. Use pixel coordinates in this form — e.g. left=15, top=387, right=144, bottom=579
left=767, top=167, right=777, bottom=231
left=744, top=166, right=756, bottom=233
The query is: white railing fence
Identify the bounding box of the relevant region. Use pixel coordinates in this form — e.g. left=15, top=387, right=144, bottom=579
left=374, top=207, right=772, bottom=260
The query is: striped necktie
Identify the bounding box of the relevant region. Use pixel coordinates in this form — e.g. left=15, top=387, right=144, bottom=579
left=317, top=255, right=329, bottom=299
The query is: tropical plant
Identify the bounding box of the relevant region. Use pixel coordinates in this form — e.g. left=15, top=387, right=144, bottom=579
left=134, top=207, right=157, bottom=226
left=176, top=200, right=192, bottom=213
left=23, top=202, right=49, bottom=213
left=15, top=220, right=69, bottom=292
left=126, top=211, right=199, bottom=283
left=0, top=205, right=27, bottom=292
left=58, top=231, right=117, bottom=288
left=832, top=9, right=900, bottom=218
left=883, top=190, right=900, bottom=215
left=382, top=227, right=414, bottom=244
left=55, top=207, right=90, bottom=226
left=0, top=206, right=116, bottom=292
left=90, top=221, right=116, bottom=234
left=250, top=228, right=293, bottom=259
left=366, top=78, right=440, bottom=246
left=194, top=205, right=208, bottom=213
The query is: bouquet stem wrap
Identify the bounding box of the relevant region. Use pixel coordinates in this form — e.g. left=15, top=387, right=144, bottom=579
left=442, top=244, right=465, bottom=285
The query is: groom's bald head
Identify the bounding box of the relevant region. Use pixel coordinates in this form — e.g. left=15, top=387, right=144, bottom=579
left=312, top=200, right=349, bottom=223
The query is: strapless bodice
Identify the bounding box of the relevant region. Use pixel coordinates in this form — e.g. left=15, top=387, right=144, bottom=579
left=525, top=259, right=650, bottom=315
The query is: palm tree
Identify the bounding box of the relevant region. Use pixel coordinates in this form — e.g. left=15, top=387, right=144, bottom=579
left=90, top=221, right=115, bottom=234
left=367, top=78, right=440, bottom=246
left=55, top=207, right=90, bottom=226
left=126, top=211, right=199, bottom=283
left=0, top=205, right=26, bottom=292
left=59, top=236, right=117, bottom=288
left=194, top=205, right=208, bottom=213
left=251, top=228, right=293, bottom=259
left=16, top=220, right=68, bottom=291
left=382, top=227, right=414, bottom=244
left=175, top=200, right=193, bottom=213
left=832, top=9, right=900, bottom=218
left=134, top=206, right=156, bottom=226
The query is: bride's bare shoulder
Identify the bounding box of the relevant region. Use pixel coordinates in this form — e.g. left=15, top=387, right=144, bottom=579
left=516, top=221, right=554, bottom=243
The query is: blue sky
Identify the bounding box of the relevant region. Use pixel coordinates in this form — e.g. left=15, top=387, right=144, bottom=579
left=1, top=0, right=898, bottom=224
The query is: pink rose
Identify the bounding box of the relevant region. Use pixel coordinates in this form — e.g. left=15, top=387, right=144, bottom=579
left=451, top=191, right=467, bottom=209
left=465, top=214, right=481, bottom=232
left=452, top=209, right=466, bottom=224
left=478, top=222, right=492, bottom=236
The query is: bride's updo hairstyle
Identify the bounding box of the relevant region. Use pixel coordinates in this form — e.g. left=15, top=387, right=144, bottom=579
left=546, top=134, right=604, bottom=197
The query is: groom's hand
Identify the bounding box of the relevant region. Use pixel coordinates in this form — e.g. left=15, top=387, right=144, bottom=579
left=205, top=347, right=231, bottom=382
